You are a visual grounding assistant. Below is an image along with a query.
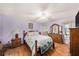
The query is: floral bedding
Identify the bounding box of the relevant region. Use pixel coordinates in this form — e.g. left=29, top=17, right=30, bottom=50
left=24, top=32, right=53, bottom=56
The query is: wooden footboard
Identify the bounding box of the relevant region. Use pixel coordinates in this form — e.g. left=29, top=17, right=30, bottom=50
left=35, top=40, right=37, bottom=56
left=24, top=39, right=55, bottom=56
left=35, top=40, right=55, bottom=56
left=24, top=40, right=39, bottom=56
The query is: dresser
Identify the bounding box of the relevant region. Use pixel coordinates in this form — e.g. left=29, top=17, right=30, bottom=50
left=70, top=28, right=79, bottom=56
left=48, top=33, right=63, bottom=43
left=11, top=34, right=21, bottom=48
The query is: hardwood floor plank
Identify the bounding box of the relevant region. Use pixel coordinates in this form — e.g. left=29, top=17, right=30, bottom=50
left=4, top=43, right=69, bottom=56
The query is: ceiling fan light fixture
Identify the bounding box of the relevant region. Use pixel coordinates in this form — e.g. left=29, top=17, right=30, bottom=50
left=36, top=11, right=50, bottom=19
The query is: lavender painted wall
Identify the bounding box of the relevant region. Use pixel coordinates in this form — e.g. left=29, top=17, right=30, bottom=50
left=0, top=15, right=41, bottom=44
left=44, top=17, right=75, bottom=33
left=0, top=14, right=76, bottom=44
left=0, top=15, right=3, bottom=42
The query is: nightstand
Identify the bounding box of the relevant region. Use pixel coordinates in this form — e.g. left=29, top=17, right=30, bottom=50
left=11, top=34, right=21, bottom=48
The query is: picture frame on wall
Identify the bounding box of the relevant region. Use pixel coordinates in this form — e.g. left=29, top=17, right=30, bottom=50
left=28, top=23, right=33, bottom=29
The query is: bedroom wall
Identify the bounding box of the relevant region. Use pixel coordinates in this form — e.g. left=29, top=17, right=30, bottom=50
left=41, top=16, right=75, bottom=44
left=0, top=16, right=3, bottom=42
left=46, top=17, right=75, bottom=32
left=0, top=15, right=41, bottom=44
left=0, top=14, right=76, bottom=44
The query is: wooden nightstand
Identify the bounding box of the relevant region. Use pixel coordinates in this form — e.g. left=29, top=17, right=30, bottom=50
left=11, top=34, right=21, bottom=48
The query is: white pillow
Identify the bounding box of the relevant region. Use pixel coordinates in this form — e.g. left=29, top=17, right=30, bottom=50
left=27, top=32, right=34, bottom=36
left=27, top=32, right=39, bottom=36
left=33, top=32, right=39, bottom=35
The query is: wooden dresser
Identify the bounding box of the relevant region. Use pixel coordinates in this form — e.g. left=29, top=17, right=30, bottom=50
left=49, top=24, right=63, bottom=44
left=70, top=28, right=79, bottom=56
left=48, top=33, right=63, bottom=43
left=11, top=34, right=21, bottom=48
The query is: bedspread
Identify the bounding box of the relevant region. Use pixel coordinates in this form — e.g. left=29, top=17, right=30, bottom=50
left=24, top=34, right=53, bottom=56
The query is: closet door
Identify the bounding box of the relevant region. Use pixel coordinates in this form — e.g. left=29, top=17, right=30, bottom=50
left=70, top=28, right=79, bottom=56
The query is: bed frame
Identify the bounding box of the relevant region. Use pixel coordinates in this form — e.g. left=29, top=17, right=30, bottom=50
left=23, top=30, right=55, bottom=56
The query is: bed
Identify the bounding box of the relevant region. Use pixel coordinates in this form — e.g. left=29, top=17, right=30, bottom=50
left=23, top=31, right=55, bottom=56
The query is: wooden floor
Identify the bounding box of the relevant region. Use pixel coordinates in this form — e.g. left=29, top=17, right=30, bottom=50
left=4, top=43, right=70, bottom=56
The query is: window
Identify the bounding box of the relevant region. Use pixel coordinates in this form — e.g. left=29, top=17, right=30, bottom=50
left=64, top=24, right=70, bottom=38
left=65, top=24, right=69, bottom=35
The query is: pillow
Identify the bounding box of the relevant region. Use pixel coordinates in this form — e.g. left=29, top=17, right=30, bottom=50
left=27, top=32, right=34, bottom=36
left=27, top=32, right=39, bottom=36
left=33, top=32, right=39, bottom=35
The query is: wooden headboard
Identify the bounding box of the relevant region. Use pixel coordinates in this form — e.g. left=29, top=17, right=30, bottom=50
left=23, top=30, right=27, bottom=44
left=23, top=30, right=27, bottom=37
left=23, top=30, right=41, bottom=39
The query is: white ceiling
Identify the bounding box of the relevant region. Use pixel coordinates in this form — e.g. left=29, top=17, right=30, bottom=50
left=0, top=3, right=79, bottom=23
